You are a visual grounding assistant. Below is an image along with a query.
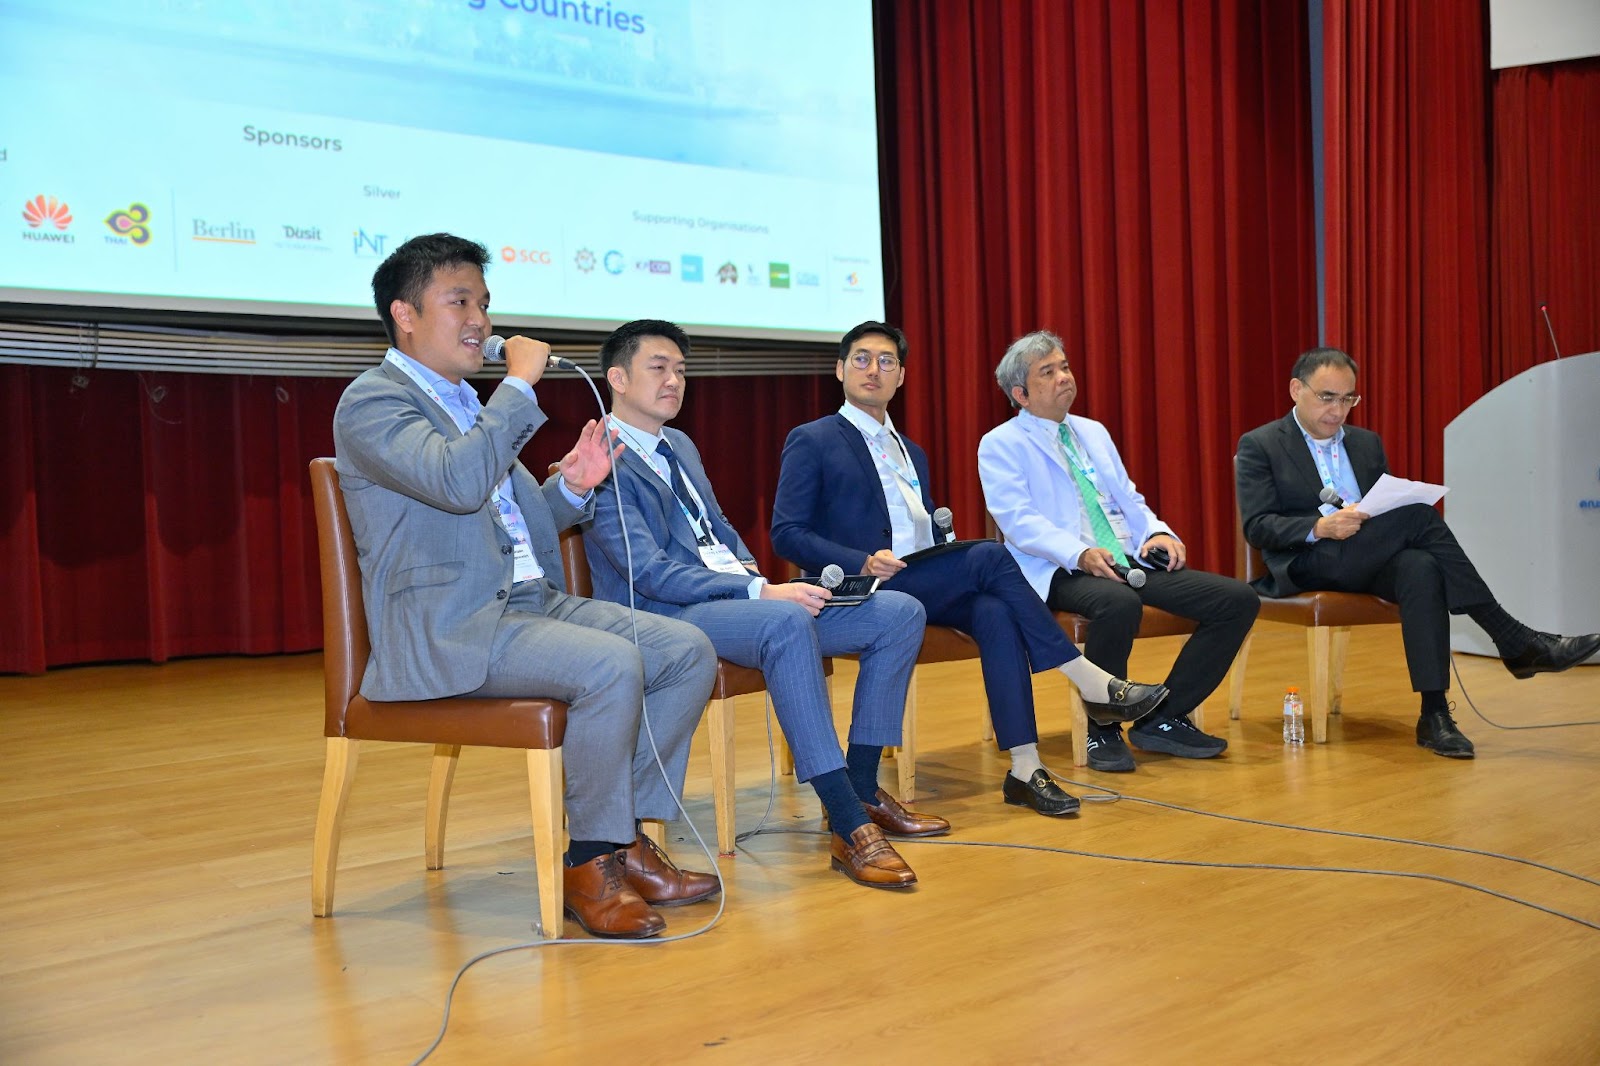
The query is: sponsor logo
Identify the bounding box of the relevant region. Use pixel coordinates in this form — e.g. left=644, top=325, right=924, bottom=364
left=681, top=254, right=704, bottom=282
left=276, top=224, right=330, bottom=253
left=844, top=271, right=862, bottom=288
left=21, top=194, right=73, bottom=243
left=744, top=262, right=764, bottom=287
left=192, top=219, right=257, bottom=245
left=796, top=270, right=820, bottom=287
left=352, top=228, right=387, bottom=257
left=603, top=249, right=626, bottom=274
left=104, top=202, right=153, bottom=246
left=717, top=261, right=738, bottom=284
left=634, top=258, right=671, bottom=275
left=574, top=248, right=597, bottom=273
left=768, top=262, right=791, bottom=289
left=501, top=245, right=554, bottom=264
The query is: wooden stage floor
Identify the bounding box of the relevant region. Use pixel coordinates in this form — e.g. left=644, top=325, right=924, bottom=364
left=2, top=622, right=1598, bottom=1064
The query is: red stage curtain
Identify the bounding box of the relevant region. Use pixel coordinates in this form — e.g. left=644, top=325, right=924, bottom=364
left=0, top=364, right=832, bottom=673
left=883, top=0, right=1317, bottom=572
left=1491, top=57, right=1600, bottom=377
left=1321, top=0, right=1491, bottom=484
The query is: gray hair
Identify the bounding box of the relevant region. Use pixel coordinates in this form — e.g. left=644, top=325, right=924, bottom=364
left=996, top=330, right=1065, bottom=407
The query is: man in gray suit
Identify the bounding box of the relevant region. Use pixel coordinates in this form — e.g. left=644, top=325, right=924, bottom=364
left=332, top=235, right=719, bottom=938
left=584, top=319, right=946, bottom=891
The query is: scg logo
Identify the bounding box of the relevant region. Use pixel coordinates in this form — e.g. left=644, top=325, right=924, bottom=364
left=501, top=246, right=553, bottom=264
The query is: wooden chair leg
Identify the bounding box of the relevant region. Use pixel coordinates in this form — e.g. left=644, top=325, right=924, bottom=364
left=312, top=737, right=360, bottom=918
left=1329, top=627, right=1351, bottom=715
left=706, top=695, right=737, bottom=855
left=425, top=744, right=461, bottom=870
left=641, top=819, right=666, bottom=845
left=527, top=746, right=564, bottom=939
left=897, top=670, right=918, bottom=803
left=1229, top=631, right=1253, bottom=720
left=1070, top=684, right=1089, bottom=766
left=979, top=706, right=995, bottom=743
left=1306, top=626, right=1332, bottom=743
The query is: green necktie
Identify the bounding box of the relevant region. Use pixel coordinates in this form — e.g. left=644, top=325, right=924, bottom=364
left=1058, top=424, right=1129, bottom=566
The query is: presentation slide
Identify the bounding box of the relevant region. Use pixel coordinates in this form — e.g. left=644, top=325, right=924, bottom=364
left=0, top=0, right=886, bottom=340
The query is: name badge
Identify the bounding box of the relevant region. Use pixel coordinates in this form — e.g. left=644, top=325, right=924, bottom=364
left=1318, top=502, right=1338, bottom=518
left=698, top=542, right=749, bottom=575
left=512, top=541, right=539, bottom=583
left=1104, top=500, right=1134, bottom=545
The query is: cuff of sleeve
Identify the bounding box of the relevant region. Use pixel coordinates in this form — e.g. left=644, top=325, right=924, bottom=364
left=500, top=376, right=535, bottom=402
left=558, top=479, right=591, bottom=508
left=746, top=575, right=767, bottom=600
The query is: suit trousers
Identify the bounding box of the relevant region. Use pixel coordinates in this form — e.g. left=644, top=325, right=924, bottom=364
left=678, top=589, right=925, bottom=782
left=887, top=541, right=1082, bottom=750
left=1287, top=503, right=1494, bottom=692
left=466, top=579, right=717, bottom=844
left=1047, top=565, right=1258, bottom=718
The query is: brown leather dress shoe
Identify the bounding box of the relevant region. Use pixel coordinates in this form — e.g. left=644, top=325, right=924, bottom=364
left=563, top=852, right=666, bottom=939
left=829, top=823, right=917, bottom=889
left=863, top=789, right=951, bottom=837
left=617, top=833, right=720, bottom=907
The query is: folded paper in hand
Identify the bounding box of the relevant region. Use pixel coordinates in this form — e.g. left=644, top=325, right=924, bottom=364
left=1356, top=473, right=1447, bottom=517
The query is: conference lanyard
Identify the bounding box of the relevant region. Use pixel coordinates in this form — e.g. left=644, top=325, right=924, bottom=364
left=1048, top=418, right=1135, bottom=546
left=1298, top=426, right=1353, bottom=514
left=608, top=417, right=718, bottom=547
left=386, top=352, right=540, bottom=581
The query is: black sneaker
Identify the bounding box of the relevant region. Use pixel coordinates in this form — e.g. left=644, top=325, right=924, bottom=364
left=1417, top=705, right=1475, bottom=758
left=1129, top=715, right=1228, bottom=759
left=1085, top=723, right=1136, bottom=773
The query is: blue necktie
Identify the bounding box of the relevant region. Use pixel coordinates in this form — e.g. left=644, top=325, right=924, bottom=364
left=655, top=438, right=705, bottom=526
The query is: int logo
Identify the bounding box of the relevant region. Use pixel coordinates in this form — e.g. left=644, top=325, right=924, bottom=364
left=352, top=228, right=387, bottom=257
left=22, top=194, right=71, bottom=230
left=104, top=203, right=153, bottom=246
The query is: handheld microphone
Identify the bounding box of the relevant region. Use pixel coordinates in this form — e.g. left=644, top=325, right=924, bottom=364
left=819, top=564, right=845, bottom=590
left=1538, top=303, right=1564, bottom=361
left=1319, top=485, right=1347, bottom=509
left=483, top=334, right=578, bottom=370
left=932, top=506, right=954, bottom=542
left=1109, top=561, right=1147, bottom=588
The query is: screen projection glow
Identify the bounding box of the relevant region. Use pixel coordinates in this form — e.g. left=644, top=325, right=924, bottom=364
left=0, top=0, right=886, bottom=340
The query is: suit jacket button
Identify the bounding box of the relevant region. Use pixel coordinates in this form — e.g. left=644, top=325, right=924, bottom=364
left=496, top=589, right=507, bottom=600
left=502, top=545, right=513, bottom=555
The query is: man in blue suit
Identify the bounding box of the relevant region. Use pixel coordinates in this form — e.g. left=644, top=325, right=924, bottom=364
left=979, top=330, right=1259, bottom=773
left=585, top=320, right=944, bottom=890
left=771, top=321, right=1171, bottom=811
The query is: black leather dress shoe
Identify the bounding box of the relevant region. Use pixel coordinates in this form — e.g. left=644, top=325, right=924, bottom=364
left=1002, top=769, right=1081, bottom=816
left=1082, top=679, right=1170, bottom=725
left=1417, top=707, right=1475, bottom=758
left=1502, top=632, right=1600, bottom=680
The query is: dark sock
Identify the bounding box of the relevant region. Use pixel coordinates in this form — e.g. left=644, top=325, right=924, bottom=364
left=566, top=839, right=625, bottom=867
left=1466, top=602, right=1537, bottom=657
left=633, top=818, right=643, bottom=840
left=813, top=768, right=871, bottom=838
left=1419, top=691, right=1449, bottom=717
left=845, top=743, right=884, bottom=803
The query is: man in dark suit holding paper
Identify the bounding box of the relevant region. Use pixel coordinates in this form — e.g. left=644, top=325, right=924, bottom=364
left=1237, top=345, right=1600, bottom=758
left=585, top=319, right=943, bottom=890
left=771, top=321, right=1170, bottom=813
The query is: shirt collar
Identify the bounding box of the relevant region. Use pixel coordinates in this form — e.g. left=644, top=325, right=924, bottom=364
left=1291, top=407, right=1344, bottom=447
left=839, top=402, right=896, bottom=439
left=609, top=413, right=667, bottom=451
left=1018, top=407, right=1067, bottom=433
left=388, top=347, right=476, bottom=408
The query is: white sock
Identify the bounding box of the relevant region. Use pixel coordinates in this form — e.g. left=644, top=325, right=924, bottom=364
left=1009, top=743, right=1043, bottom=781
left=1060, top=656, right=1115, bottom=703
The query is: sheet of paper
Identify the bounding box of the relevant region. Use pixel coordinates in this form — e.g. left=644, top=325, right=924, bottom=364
left=1356, top=473, right=1447, bottom=517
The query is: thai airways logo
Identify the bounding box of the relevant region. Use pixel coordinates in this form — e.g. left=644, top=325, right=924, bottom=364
left=352, top=228, right=387, bottom=257
left=603, top=249, right=626, bottom=275
left=21, top=195, right=74, bottom=243
left=23, top=194, right=71, bottom=230
left=574, top=248, right=596, bottom=273
left=681, top=254, right=704, bottom=283
left=104, top=203, right=153, bottom=246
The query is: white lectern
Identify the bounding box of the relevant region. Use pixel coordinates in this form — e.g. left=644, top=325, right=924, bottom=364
left=1444, top=350, right=1600, bottom=660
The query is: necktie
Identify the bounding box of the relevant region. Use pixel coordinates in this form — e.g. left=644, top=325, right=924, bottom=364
left=1057, top=424, right=1129, bottom=566
left=655, top=438, right=705, bottom=527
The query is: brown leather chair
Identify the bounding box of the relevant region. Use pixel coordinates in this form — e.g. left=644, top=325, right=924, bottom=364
left=984, top=514, right=1213, bottom=765
left=309, top=458, right=567, bottom=937
left=553, top=502, right=818, bottom=855
left=1231, top=500, right=1401, bottom=743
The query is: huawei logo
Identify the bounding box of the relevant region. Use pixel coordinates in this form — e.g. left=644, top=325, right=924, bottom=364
left=22, top=194, right=72, bottom=231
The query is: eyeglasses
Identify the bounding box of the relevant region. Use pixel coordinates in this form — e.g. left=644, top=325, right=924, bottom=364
left=848, top=351, right=901, bottom=371
left=1308, top=390, right=1361, bottom=409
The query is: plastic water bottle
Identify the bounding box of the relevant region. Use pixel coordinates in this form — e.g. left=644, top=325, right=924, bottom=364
left=1282, top=687, right=1305, bottom=745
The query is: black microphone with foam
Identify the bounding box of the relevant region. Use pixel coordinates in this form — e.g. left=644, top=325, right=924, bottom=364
left=1109, top=561, right=1147, bottom=588
left=932, top=506, right=954, bottom=542
left=483, top=334, right=578, bottom=370
left=1319, top=485, right=1347, bottom=509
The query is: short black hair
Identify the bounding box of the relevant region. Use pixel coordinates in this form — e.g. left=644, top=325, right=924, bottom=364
left=598, top=319, right=692, bottom=378
left=838, top=320, right=908, bottom=364
left=371, top=233, right=490, bottom=346
left=1291, top=346, right=1359, bottom=382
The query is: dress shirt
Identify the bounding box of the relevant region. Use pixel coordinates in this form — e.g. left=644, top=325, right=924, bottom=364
left=838, top=402, right=933, bottom=557
left=1291, top=407, right=1363, bottom=543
